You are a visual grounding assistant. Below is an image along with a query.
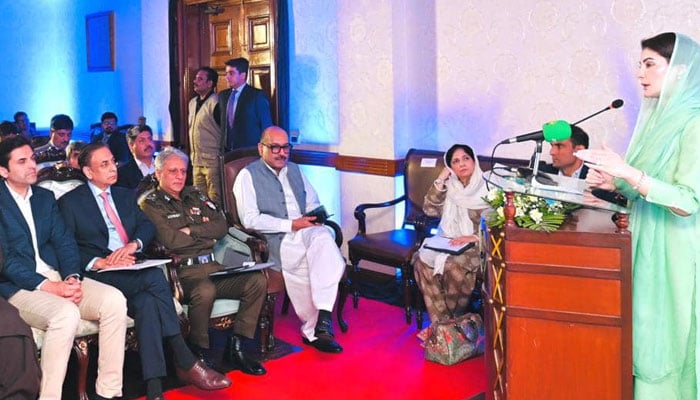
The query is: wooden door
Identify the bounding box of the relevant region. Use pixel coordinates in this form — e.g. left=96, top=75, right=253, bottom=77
left=174, top=0, right=278, bottom=149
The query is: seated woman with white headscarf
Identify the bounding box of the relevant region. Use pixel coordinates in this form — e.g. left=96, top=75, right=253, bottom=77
left=413, top=144, right=488, bottom=323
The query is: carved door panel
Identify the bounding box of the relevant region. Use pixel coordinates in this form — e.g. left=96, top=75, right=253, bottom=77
left=176, top=0, right=277, bottom=148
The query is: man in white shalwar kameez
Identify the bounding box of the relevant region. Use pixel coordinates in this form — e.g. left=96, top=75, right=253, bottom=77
left=233, top=126, right=344, bottom=353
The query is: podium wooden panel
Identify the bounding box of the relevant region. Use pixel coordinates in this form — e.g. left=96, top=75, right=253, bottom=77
left=483, top=209, right=632, bottom=400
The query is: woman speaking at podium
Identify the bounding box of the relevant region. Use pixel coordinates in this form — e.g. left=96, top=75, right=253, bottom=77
left=577, top=32, right=700, bottom=398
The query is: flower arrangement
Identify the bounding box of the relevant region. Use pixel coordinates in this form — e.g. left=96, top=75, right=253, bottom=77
left=482, top=188, right=579, bottom=232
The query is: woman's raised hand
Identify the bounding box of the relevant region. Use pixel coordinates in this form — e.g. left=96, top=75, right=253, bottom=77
left=575, top=143, right=635, bottom=180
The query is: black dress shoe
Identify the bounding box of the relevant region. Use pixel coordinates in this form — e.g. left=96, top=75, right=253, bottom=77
left=315, top=315, right=336, bottom=340
left=302, top=336, right=343, bottom=353
left=226, top=336, right=267, bottom=375
left=175, top=360, right=231, bottom=391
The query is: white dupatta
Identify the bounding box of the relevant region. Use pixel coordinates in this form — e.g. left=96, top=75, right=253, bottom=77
left=419, top=151, right=488, bottom=275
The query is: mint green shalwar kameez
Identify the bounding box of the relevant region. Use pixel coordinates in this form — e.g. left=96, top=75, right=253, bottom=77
left=618, top=34, right=700, bottom=399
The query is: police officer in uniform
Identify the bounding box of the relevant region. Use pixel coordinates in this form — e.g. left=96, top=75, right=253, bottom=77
left=140, top=147, right=267, bottom=376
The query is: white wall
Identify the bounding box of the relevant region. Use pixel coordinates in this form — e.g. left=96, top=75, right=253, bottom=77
left=288, top=0, right=700, bottom=259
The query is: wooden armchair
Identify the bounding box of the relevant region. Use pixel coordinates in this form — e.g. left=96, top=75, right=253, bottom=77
left=348, top=149, right=446, bottom=329
left=219, top=148, right=349, bottom=354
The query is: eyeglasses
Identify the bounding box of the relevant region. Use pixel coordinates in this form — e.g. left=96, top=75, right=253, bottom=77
left=261, top=143, right=293, bottom=154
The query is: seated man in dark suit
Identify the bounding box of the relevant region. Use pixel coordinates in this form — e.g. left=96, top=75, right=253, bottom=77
left=59, top=143, right=230, bottom=399
left=0, top=243, right=41, bottom=400
left=0, top=135, right=127, bottom=400
left=116, top=125, right=156, bottom=189
left=90, top=112, right=132, bottom=166
left=539, top=124, right=590, bottom=179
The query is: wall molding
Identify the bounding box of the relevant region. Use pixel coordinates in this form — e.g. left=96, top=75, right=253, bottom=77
left=291, top=149, right=403, bottom=177
left=291, top=149, right=528, bottom=177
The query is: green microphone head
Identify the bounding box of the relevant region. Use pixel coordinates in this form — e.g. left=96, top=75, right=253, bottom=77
left=542, top=120, right=572, bottom=142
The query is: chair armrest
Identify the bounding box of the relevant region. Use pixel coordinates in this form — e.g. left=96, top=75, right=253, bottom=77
left=413, top=214, right=441, bottom=243
left=144, top=241, right=184, bottom=301
left=324, top=220, right=343, bottom=247
left=353, top=194, right=406, bottom=234
left=229, top=224, right=269, bottom=263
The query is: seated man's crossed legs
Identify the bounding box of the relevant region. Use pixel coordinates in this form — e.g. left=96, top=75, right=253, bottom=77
left=281, top=225, right=345, bottom=353
left=92, top=267, right=231, bottom=399
left=178, top=262, right=267, bottom=375
left=9, top=271, right=127, bottom=400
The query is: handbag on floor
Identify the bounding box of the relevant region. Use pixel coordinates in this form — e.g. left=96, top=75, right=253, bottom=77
left=424, top=275, right=485, bottom=365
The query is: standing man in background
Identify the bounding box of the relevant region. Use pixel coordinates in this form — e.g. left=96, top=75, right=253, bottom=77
left=188, top=66, right=223, bottom=207
left=219, top=57, right=273, bottom=152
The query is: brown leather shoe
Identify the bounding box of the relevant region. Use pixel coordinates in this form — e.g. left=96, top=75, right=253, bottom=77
left=176, top=360, right=232, bottom=391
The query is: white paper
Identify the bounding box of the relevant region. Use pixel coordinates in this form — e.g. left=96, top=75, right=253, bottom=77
left=209, top=262, right=275, bottom=277
left=420, top=158, right=438, bottom=168
left=97, top=258, right=171, bottom=273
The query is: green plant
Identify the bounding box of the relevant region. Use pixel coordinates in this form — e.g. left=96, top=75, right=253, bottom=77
left=482, top=188, right=579, bottom=232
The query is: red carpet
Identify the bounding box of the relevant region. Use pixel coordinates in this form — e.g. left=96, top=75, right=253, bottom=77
left=140, top=298, right=486, bottom=399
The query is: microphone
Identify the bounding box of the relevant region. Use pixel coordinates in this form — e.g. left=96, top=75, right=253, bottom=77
left=571, top=99, right=624, bottom=125
left=499, top=120, right=572, bottom=144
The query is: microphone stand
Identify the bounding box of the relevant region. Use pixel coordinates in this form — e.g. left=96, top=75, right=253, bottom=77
left=531, top=140, right=544, bottom=182
left=529, top=140, right=557, bottom=188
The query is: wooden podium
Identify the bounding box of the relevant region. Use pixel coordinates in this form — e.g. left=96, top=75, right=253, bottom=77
left=483, top=208, right=632, bottom=400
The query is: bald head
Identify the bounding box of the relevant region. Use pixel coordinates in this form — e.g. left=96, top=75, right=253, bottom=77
left=260, top=126, right=287, bottom=143
left=258, top=126, right=292, bottom=173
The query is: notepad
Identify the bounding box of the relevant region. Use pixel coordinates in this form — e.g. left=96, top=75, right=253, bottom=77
left=422, top=236, right=475, bottom=255
left=209, top=262, right=275, bottom=277
left=98, top=258, right=171, bottom=272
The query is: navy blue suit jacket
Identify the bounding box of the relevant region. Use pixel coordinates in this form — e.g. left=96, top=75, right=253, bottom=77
left=58, top=184, right=156, bottom=269
left=0, top=182, right=82, bottom=298
left=219, top=84, right=273, bottom=151
left=539, top=162, right=589, bottom=179
left=116, top=158, right=144, bottom=189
